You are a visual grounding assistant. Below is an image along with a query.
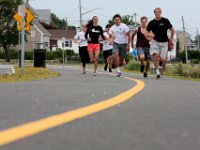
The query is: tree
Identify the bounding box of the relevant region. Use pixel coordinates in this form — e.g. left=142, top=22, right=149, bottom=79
left=50, top=13, right=76, bottom=30
left=0, top=0, right=21, bottom=62
left=108, top=15, right=135, bottom=26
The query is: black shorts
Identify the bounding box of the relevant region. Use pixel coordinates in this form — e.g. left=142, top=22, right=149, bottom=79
left=79, top=46, right=90, bottom=63
left=103, top=49, right=113, bottom=59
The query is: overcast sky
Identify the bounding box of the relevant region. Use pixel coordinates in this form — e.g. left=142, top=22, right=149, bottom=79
left=30, top=0, right=200, bottom=36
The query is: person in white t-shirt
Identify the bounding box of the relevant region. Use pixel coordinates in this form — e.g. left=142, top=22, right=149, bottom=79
left=103, top=24, right=113, bottom=72
left=74, top=24, right=89, bottom=74
left=109, top=14, right=130, bottom=77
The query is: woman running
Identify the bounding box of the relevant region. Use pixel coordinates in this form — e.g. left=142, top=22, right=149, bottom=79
left=103, top=24, right=113, bottom=72
left=85, top=16, right=105, bottom=76
left=74, top=24, right=89, bottom=74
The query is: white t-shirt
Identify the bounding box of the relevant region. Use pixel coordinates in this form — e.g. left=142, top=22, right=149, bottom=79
left=74, top=31, right=88, bottom=47
left=103, top=32, right=113, bottom=51
left=109, top=23, right=130, bottom=44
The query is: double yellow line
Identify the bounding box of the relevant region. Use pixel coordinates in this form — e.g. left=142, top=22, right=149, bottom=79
left=0, top=74, right=145, bottom=146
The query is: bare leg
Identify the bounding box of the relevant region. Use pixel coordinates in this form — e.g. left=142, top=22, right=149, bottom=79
left=107, top=55, right=113, bottom=69
left=153, top=53, right=159, bottom=70
left=94, top=50, right=100, bottom=73
left=160, top=58, right=166, bottom=76
left=145, top=60, right=150, bottom=73
left=114, top=52, right=119, bottom=68
left=88, top=52, right=95, bottom=63
left=140, top=54, right=145, bottom=66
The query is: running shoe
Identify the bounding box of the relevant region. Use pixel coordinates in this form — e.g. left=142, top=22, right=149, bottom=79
left=116, top=72, right=122, bottom=77
left=104, top=64, right=108, bottom=71
left=156, top=74, right=161, bottom=80
left=144, top=72, right=148, bottom=78
left=81, top=71, right=86, bottom=74
left=140, top=65, right=145, bottom=73
left=93, top=72, right=97, bottom=76
left=109, top=68, right=112, bottom=72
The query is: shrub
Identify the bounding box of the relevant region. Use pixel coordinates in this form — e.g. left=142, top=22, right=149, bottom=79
left=173, top=63, right=200, bottom=78
left=125, top=53, right=132, bottom=64
left=125, top=60, right=141, bottom=71
left=191, top=59, right=199, bottom=64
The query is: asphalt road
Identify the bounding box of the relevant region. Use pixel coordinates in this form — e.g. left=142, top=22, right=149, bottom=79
left=0, top=65, right=200, bottom=150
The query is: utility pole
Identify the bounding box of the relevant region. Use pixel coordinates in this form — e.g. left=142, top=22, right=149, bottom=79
left=20, top=0, right=26, bottom=73
left=197, top=28, right=199, bottom=51
left=182, top=16, right=188, bottom=64
left=134, top=13, right=137, bottom=27
left=66, top=17, right=68, bottom=30
left=79, top=0, right=82, bottom=28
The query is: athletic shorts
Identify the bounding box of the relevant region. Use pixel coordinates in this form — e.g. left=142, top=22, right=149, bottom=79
left=137, top=47, right=150, bottom=60
left=103, top=49, right=113, bottom=59
left=87, top=43, right=100, bottom=53
left=113, top=42, right=127, bottom=59
left=150, top=40, right=168, bottom=59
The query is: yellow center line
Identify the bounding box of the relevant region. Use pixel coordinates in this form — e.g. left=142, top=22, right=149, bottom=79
left=0, top=72, right=145, bottom=146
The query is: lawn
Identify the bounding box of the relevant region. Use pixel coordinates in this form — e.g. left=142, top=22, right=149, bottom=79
left=0, top=66, right=59, bottom=83
left=123, top=61, right=200, bottom=82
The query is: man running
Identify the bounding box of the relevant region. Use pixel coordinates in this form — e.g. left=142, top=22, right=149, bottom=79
left=74, top=24, right=89, bottom=74
left=85, top=16, right=105, bottom=76
left=131, top=16, right=151, bottom=78
left=146, top=8, right=175, bottom=79
left=109, top=14, right=130, bottom=77
left=103, top=25, right=113, bottom=72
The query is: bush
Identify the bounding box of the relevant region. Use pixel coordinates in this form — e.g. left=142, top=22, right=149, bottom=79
left=125, top=60, right=141, bottom=71
left=125, top=53, right=132, bottom=64
left=173, top=63, right=200, bottom=78
left=0, top=49, right=79, bottom=61
left=177, top=51, right=200, bottom=63
left=191, top=59, right=199, bottom=64
left=0, top=51, right=4, bottom=59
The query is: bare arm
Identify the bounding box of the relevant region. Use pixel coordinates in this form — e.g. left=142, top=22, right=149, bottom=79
left=170, top=27, right=175, bottom=41
left=131, top=29, right=137, bottom=48
left=100, top=27, right=105, bottom=40
left=126, top=31, right=131, bottom=52
left=169, top=27, right=175, bottom=49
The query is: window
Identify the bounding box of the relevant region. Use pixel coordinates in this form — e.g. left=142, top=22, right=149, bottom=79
left=65, top=40, right=70, bottom=47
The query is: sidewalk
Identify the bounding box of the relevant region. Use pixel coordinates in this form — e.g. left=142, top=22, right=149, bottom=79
left=0, top=65, right=13, bottom=75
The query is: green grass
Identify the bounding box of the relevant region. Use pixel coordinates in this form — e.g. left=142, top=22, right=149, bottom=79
left=0, top=66, right=59, bottom=83
left=123, top=61, right=200, bottom=82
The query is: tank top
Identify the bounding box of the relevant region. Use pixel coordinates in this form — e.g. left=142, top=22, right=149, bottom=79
left=136, top=26, right=150, bottom=48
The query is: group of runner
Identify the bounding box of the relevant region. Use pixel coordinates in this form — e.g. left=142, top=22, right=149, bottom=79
left=74, top=7, right=175, bottom=79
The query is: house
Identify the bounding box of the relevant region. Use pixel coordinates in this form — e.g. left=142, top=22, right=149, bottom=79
left=177, top=30, right=197, bottom=52
left=18, top=6, right=51, bottom=51
left=48, top=29, right=78, bottom=53
left=35, top=9, right=52, bottom=25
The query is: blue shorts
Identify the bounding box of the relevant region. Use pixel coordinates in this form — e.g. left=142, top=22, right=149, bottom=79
left=113, top=42, right=127, bottom=59
left=137, top=47, right=151, bottom=60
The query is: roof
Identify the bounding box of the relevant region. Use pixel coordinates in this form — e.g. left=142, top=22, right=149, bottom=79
left=48, top=29, right=76, bottom=39
left=33, top=19, right=51, bottom=36
left=28, top=5, right=39, bottom=18
left=36, top=9, right=52, bottom=24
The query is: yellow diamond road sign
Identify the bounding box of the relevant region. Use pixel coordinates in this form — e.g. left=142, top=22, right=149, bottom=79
left=17, top=23, right=31, bottom=31
left=13, top=8, right=35, bottom=25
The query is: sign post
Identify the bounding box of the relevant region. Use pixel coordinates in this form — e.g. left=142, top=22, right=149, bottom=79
left=62, top=37, right=66, bottom=68
left=13, top=0, right=35, bottom=73
left=20, top=3, right=25, bottom=74
left=31, top=30, right=35, bottom=63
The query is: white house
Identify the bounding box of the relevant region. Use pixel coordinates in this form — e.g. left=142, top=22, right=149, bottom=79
left=48, top=29, right=79, bottom=53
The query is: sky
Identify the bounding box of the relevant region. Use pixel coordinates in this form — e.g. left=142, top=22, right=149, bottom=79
left=30, top=0, right=200, bottom=37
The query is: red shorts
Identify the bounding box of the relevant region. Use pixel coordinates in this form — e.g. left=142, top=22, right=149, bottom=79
left=87, top=44, right=100, bottom=53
